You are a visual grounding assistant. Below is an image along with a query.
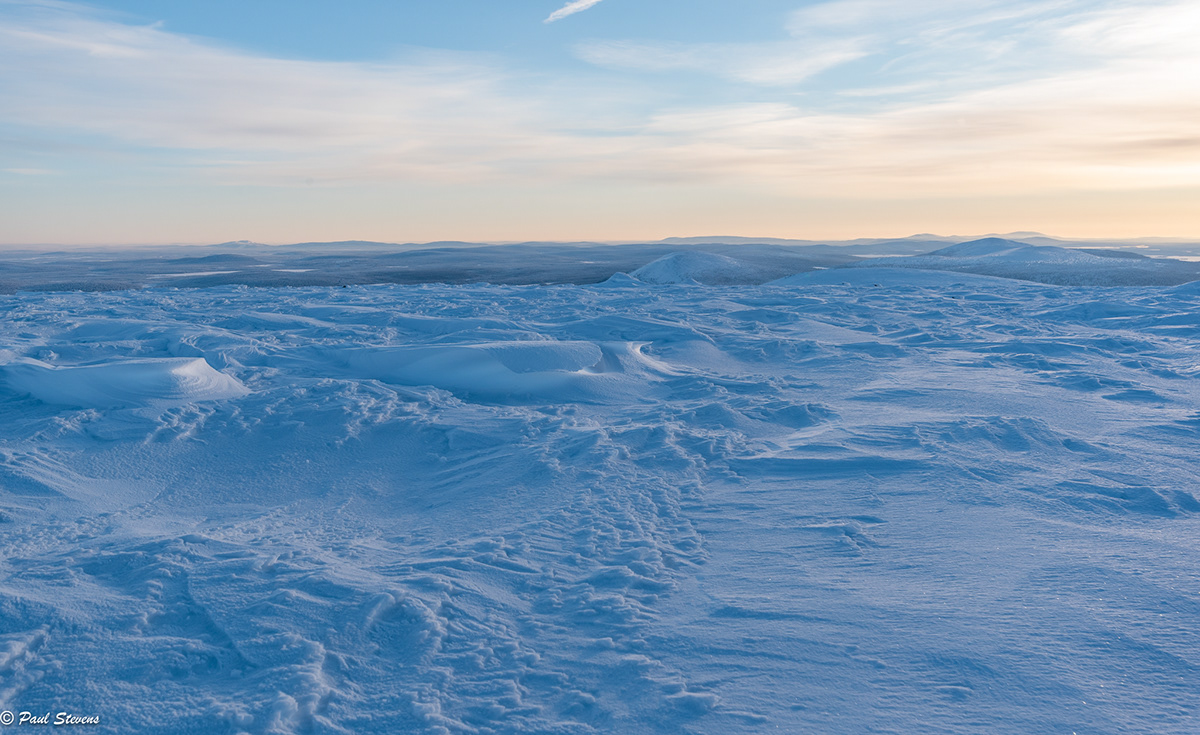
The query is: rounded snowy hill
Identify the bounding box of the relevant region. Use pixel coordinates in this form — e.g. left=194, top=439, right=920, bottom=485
left=629, top=251, right=770, bottom=285
left=925, top=237, right=1146, bottom=263
left=842, top=237, right=1200, bottom=286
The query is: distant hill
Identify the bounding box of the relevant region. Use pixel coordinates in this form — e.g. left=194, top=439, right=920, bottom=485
left=836, top=238, right=1200, bottom=286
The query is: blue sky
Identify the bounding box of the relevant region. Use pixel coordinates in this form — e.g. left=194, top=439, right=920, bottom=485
left=79, top=1, right=801, bottom=60
left=2, top=0, right=1198, bottom=244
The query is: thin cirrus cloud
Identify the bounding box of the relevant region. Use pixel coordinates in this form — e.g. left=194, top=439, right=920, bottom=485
left=545, top=0, right=605, bottom=24
left=577, top=0, right=1093, bottom=88
left=1, top=0, right=1198, bottom=198
left=574, top=39, right=868, bottom=87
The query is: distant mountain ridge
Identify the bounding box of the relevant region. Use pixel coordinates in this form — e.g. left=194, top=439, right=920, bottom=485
left=3, top=235, right=1200, bottom=293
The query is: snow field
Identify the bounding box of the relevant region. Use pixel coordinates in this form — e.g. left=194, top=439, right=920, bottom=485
left=0, top=276, right=1199, bottom=733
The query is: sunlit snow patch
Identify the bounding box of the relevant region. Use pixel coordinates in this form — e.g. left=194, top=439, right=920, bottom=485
left=1, top=357, right=249, bottom=408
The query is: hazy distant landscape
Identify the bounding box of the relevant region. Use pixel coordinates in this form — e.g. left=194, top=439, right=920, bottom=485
left=5, top=234, right=1200, bottom=293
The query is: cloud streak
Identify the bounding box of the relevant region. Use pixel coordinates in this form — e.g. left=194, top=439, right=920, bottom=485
left=545, top=0, right=604, bottom=24
left=576, top=39, right=868, bottom=86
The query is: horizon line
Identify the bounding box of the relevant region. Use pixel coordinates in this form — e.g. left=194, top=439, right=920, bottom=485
left=6, top=232, right=1200, bottom=251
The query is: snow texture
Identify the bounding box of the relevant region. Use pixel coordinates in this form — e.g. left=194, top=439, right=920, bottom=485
left=2, top=272, right=1200, bottom=734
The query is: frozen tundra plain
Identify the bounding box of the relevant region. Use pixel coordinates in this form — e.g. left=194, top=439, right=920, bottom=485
left=1, top=239, right=1200, bottom=734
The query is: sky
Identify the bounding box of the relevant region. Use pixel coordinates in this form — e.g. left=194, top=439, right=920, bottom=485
left=1, top=0, right=1199, bottom=245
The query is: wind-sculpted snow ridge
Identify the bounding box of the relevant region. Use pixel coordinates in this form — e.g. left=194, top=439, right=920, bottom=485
left=334, top=340, right=674, bottom=403
left=841, top=237, right=1200, bottom=286
left=1, top=276, right=1200, bottom=734
left=1, top=357, right=249, bottom=408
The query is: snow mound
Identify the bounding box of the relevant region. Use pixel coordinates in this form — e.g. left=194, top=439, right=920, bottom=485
left=339, top=340, right=672, bottom=403
left=631, top=252, right=765, bottom=285
left=1, top=357, right=249, bottom=408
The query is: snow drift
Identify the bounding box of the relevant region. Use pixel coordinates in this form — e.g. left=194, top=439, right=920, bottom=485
left=1, top=357, right=249, bottom=408
left=337, top=340, right=672, bottom=403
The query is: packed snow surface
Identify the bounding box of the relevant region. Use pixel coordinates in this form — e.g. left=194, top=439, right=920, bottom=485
left=2, top=276, right=1200, bottom=734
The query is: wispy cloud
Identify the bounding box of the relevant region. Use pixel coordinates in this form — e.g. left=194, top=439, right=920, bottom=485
left=576, top=39, right=867, bottom=86
left=577, top=0, right=1200, bottom=193
left=577, top=0, right=1100, bottom=93
left=0, top=2, right=580, bottom=184
left=545, top=0, right=604, bottom=24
